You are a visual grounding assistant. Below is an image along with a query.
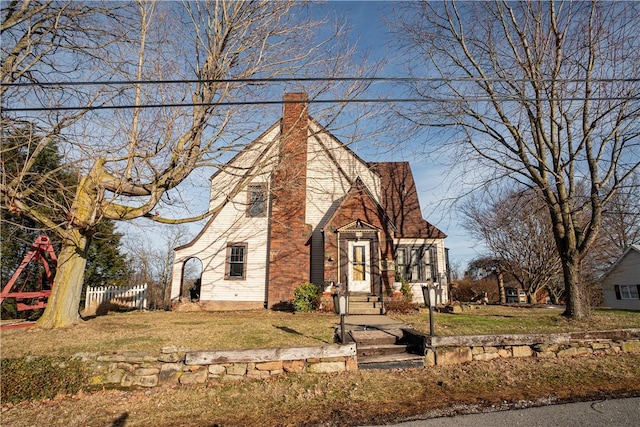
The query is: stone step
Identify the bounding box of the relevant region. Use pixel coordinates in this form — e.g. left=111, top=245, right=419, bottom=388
left=350, top=329, right=403, bottom=345
left=357, top=353, right=425, bottom=370
left=357, top=343, right=411, bottom=357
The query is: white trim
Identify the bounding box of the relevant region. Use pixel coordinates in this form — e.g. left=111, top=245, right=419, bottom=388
left=348, top=240, right=371, bottom=293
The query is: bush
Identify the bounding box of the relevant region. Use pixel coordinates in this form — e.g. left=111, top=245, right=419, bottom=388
left=385, top=297, right=417, bottom=314
left=293, top=282, right=321, bottom=312
left=400, top=281, right=413, bottom=301
left=0, top=356, right=87, bottom=402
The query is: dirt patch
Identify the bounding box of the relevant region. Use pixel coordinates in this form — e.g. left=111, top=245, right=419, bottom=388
left=171, top=301, right=203, bottom=312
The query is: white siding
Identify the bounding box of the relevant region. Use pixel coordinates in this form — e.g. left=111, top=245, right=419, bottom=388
left=395, top=238, right=449, bottom=305
left=305, top=122, right=380, bottom=229
left=171, top=127, right=279, bottom=304
left=602, top=248, right=640, bottom=310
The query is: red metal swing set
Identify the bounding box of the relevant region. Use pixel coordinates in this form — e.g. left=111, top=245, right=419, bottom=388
left=1, top=236, right=57, bottom=327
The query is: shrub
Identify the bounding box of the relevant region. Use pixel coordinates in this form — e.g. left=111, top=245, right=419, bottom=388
left=0, top=356, right=87, bottom=402
left=293, top=282, right=321, bottom=312
left=385, top=297, right=417, bottom=314
left=400, top=280, right=413, bottom=301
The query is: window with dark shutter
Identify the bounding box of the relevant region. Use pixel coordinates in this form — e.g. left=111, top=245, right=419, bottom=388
left=614, top=285, right=621, bottom=300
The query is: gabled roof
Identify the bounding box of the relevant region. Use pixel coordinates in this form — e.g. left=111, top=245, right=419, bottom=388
left=603, top=244, right=640, bottom=279
left=369, top=162, right=446, bottom=239
left=323, top=177, right=395, bottom=233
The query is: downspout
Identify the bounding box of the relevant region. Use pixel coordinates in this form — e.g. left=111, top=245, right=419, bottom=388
left=335, top=229, right=341, bottom=290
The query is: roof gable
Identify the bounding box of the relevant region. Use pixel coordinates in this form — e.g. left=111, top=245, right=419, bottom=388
left=369, top=162, right=446, bottom=239
left=603, top=244, right=640, bottom=279
left=324, top=177, right=394, bottom=233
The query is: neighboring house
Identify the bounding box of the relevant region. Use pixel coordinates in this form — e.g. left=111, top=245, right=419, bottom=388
left=505, top=287, right=527, bottom=304
left=602, top=244, right=640, bottom=310
left=169, top=93, right=448, bottom=312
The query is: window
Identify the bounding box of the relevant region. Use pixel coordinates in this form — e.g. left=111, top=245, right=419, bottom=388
left=226, top=243, right=247, bottom=279
left=428, top=246, right=438, bottom=281
left=352, top=245, right=366, bottom=281
left=615, top=285, right=640, bottom=300
left=396, top=248, right=407, bottom=281
left=247, top=184, right=266, bottom=217
left=410, top=248, right=422, bottom=281
left=395, top=246, right=424, bottom=282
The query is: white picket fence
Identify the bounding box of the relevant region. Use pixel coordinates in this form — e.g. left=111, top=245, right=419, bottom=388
left=84, top=284, right=148, bottom=311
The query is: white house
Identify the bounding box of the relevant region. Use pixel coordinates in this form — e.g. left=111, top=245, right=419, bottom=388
left=602, top=244, right=640, bottom=310
left=169, top=93, right=448, bottom=312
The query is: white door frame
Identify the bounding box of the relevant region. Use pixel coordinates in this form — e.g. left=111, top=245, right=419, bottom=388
left=348, top=240, right=371, bottom=293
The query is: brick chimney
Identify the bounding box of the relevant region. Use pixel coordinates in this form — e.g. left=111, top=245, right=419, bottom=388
left=267, top=93, right=311, bottom=306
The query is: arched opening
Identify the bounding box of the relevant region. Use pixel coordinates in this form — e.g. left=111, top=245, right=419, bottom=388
left=180, top=257, right=203, bottom=302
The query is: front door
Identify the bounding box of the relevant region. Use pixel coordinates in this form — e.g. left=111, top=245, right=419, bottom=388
left=348, top=240, right=370, bottom=293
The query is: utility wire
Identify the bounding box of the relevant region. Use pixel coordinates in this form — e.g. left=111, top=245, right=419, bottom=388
left=2, top=76, right=638, bottom=87
left=3, top=96, right=638, bottom=113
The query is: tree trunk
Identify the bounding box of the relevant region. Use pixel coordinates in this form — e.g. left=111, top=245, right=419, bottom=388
left=496, top=270, right=506, bottom=304
left=560, top=253, right=588, bottom=319
left=36, top=229, right=89, bottom=328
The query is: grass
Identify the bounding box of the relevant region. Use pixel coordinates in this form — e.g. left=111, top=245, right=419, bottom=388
left=0, top=310, right=337, bottom=359
left=2, top=305, right=638, bottom=359
left=394, top=305, right=640, bottom=336
left=2, top=354, right=639, bottom=426
left=1, top=305, right=639, bottom=426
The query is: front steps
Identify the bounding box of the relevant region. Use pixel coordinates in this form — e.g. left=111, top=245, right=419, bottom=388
left=351, top=328, right=424, bottom=370
left=348, top=293, right=384, bottom=315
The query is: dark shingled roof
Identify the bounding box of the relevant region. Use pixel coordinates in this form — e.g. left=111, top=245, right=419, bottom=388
left=369, top=162, right=446, bottom=239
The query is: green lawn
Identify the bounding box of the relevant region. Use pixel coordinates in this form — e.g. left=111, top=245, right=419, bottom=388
left=394, top=305, right=640, bottom=336
left=2, top=305, right=638, bottom=359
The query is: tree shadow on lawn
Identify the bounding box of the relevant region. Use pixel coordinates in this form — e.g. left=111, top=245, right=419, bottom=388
left=273, top=325, right=332, bottom=344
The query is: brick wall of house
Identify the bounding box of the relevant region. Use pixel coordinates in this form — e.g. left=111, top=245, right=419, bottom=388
left=267, top=93, right=311, bottom=306
left=323, top=184, right=395, bottom=290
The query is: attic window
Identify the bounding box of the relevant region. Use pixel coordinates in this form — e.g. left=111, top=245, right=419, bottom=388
left=247, top=184, right=266, bottom=217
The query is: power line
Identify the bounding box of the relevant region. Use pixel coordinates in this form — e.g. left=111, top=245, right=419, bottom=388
left=3, top=96, right=638, bottom=113
left=2, top=76, right=638, bottom=87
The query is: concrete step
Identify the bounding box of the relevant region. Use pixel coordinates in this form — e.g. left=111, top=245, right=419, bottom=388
left=357, top=353, right=425, bottom=370
left=348, top=308, right=383, bottom=315
left=349, top=294, right=382, bottom=303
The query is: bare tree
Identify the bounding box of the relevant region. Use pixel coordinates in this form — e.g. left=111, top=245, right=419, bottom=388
left=462, top=188, right=563, bottom=303
left=125, top=224, right=192, bottom=309
left=2, top=1, right=370, bottom=328
left=391, top=1, right=640, bottom=318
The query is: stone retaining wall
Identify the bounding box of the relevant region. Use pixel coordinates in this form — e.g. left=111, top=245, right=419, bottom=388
left=401, top=328, right=640, bottom=366
left=79, top=344, right=357, bottom=389
left=78, top=329, right=640, bottom=389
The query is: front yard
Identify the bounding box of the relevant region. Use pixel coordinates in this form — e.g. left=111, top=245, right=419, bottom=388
left=2, top=305, right=639, bottom=358
left=2, top=305, right=639, bottom=426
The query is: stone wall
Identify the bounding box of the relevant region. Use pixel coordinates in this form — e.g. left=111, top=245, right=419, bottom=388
left=77, top=329, right=640, bottom=389
left=401, top=328, right=640, bottom=366
left=80, top=344, right=357, bottom=389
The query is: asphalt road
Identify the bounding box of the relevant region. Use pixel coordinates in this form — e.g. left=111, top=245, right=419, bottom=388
left=361, top=397, right=640, bottom=427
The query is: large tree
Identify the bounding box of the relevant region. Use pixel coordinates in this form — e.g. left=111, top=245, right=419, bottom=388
left=1, top=127, right=132, bottom=317
left=2, top=0, right=368, bottom=328
left=392, top=0, right=640, bottom=319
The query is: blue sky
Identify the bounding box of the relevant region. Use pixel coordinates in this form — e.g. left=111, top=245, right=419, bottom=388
left=314, top=1, right=485, bottom=271
left=123, top=1, right=485, bottom=274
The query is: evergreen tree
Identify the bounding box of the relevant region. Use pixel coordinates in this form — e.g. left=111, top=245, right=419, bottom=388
left=1, top=127, right=132, bottom=318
